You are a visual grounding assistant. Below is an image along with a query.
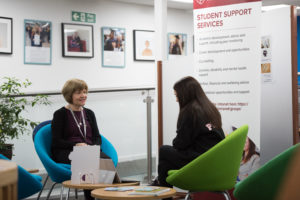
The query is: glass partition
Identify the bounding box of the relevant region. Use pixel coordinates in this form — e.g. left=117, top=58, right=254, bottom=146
left=8, top=88, right=157, bottom=183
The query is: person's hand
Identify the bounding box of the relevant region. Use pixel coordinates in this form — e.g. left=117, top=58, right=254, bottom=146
left=76, top=143, right=88, bottom=146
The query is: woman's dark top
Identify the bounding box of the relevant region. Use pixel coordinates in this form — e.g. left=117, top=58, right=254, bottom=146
left=66, top=110, right=93, bottom=145
left=51, top=107, right=102, bottom=164
left=171, top=43, right=182, bottom=55
left=172, top=103, right=225, bottom=161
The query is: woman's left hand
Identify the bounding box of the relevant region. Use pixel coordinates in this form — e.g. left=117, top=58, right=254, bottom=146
left=75, top=143, right=88, bottom=146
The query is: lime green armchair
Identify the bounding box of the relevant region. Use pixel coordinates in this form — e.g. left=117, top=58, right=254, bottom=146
left=166, top=125, right=248, bottom=200
left=233, top=143, right=300, bottom=200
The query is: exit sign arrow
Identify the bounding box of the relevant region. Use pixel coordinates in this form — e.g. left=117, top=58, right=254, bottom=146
left=73, top=13, right=79, bottom=21
left=72, top=11, right=96, bottom=23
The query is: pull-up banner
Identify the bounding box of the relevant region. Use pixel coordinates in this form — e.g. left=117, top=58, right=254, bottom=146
left=193, top=0, right=261, bottom=146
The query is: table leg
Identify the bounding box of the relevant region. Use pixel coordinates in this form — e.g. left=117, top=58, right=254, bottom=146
left=60, top=185, right=64, bottom=200
left=65, top=188, right=70, bottom=200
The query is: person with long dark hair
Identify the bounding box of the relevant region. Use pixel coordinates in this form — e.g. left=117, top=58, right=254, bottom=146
left=152, top=76, right=225, bottom=187
left=238, top=137, right=260, bottom=181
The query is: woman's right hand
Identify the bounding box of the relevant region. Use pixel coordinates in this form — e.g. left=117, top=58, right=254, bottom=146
left=75, top=143, right=87, bottom=146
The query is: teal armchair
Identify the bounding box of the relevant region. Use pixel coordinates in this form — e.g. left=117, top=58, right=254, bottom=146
left=166, top=125, right=248, bottom=200
left=33, top=121, right=118, bottom=199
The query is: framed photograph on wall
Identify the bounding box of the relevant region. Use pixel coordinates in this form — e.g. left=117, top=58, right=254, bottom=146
left=168, top=33, right=187, bottom=59
left=133, top=30, right=154, bottom=61
left=24, top=19, right=52, bottom=64
left=62, top=23, right=94, bottom=58
left=192, top=35, right=194, bottom=53
left=101, top=27, right=125, bottom=68
left=0, top=17, right=12, bottom=54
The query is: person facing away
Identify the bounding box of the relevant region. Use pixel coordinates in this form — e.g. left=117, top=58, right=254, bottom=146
left=153, top=76, right=225, bottom=187
left=238, top=137, right=260, bottom=181
left=51, top=78, right=109, bottom=200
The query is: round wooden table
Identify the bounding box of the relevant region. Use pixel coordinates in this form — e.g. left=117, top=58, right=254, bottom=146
left=91, top=186, right=177, bottom=200
left=62, top=180, right=140, bottom=190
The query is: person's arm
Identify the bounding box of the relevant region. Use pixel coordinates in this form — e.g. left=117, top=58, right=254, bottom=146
left=249, top=154, right=260, bottom=174
left=169, top=42, right=174, bottom=54
left=178, top=40, right=183, bottom=55
left=172, top=114, right=194, bottom=150
left=51, top=109, right=76, bottom=149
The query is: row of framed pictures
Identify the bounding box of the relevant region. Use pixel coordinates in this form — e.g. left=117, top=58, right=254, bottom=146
left=0, top=17, right=188, bottom=67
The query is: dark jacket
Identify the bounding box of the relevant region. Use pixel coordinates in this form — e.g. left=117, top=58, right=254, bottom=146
left=172, top=105, right=225, bottom=161
left=51, top=107, right=101, bottom=164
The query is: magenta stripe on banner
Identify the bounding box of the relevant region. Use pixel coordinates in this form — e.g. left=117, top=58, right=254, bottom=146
left=194, top=0, right=261, bottom=9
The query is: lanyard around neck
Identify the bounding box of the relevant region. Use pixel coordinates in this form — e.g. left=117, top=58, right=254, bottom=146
left=69, top=108, right=87, bottom=139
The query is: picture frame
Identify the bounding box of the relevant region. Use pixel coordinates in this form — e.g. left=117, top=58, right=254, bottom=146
left=133, top=30, right=154, bottom=61
left=0, top=17, right=12, bottom=54
left=167, top=33, right=187, bottom=59
left=101, top=27, right=125, bottom=68
left=62, top=23, right=94, bottom=58
left=192, top=35, right=194, bottom=53
left=24, top=19, right=52, bottom=65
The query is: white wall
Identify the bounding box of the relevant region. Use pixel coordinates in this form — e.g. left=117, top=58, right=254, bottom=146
left=260, top=6, right=294, bottom=164
left=0, top=0, right=193, bottom=92
left=162, top=55, right=194, bottom=145
left=0, top=0, right=193, bottom=169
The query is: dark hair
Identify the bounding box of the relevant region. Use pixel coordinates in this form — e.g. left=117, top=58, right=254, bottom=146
left=173, top=76, right=222, bottom=129
left=243, top=137, right=259, bottom=163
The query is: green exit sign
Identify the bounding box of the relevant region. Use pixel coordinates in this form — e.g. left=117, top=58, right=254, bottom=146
left=72, top=11, right=96, bottom=23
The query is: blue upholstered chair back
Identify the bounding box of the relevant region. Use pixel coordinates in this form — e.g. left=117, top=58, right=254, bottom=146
left=0, top=154, right=43, bottom=200
left=34, top=121, right=118, bottom=183
left=32, top=120, right=51, bottom=140
left=34, top=124, right=71, bottom=183
left=101, top=134, right=118, bottom=167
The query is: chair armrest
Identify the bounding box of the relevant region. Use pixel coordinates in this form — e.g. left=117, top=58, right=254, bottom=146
left=168, top=170, right=179, bottom=176
left=31, top=174, right=43, bottom=182
left=58, top=163, right=71, bottom=169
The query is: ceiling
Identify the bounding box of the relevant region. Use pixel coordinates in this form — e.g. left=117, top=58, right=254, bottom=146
left=111, top=0, right=300, bottom=10
left=263, top=0, right=300, bottom=7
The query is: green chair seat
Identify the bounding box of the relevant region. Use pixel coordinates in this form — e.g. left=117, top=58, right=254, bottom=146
left=166, top=125, right=248, bottom=199
left=233, top=143, right=300, bottom=200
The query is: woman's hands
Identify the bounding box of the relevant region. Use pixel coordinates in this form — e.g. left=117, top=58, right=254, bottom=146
left=75, top=143, right=88, bottom=146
